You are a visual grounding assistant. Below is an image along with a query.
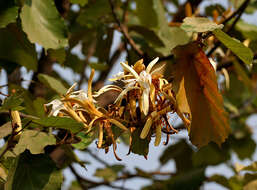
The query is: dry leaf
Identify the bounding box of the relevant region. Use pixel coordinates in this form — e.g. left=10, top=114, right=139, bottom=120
left=173, top=42, right=230, bottom=147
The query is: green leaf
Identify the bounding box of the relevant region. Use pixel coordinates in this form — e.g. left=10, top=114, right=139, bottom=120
left=165, top=168, right=206, bottom=190
left=77, top=0, right=111, bottom=27
left=136, top=0, right=158, bottom=28
left=181, top=17, right=223, bottom=33
left=68, top=181, right=82, bottom=190
left=213, top=29, right=253, bottom=65
left=209, top=174, right=230, bottom=189
left=32, top=116, right=84, bottom=133
left=72, top=132, right=94, bottom=150
left=89, top=63, right=109, bottom=71
left=20, top=0, right=68, bottom=50
left=233, top=61, right=253, bottom=90
left=0, top=26, right=37, bottom=71
left=5, top=151, right=63, bottom=190
left=12, top=130, right=56, bottom=155
left=230, top=135, right=256, bottom=160
left=0, top=122, right=12, bottom=139
left=135, top=0, right=189, bottom=55
left=236, top=21, right=257, bottom=41
left=130, top=127, right=150, bottom=156
left=38, top=74, right=67, bottom=95
left=0, top=0, right=18, bottom=28
left=94, top=165, right=124, bottom=182
left=205, top=4, right=225, bottom=17
left=160, top=140, right=193, bottom=173
left=70, top=0, right=88, bottom=6
left=48, top=48, right=66, bottom=64
left=193, top=143, right=230, bottom=167
left=0, top=93, right=23, bottom=111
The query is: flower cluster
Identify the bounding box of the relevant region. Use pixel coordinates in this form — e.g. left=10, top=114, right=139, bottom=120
left=45, top=58, right=190, bottom=159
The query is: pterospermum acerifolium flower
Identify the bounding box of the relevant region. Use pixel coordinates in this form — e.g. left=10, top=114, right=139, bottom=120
left=45, top=58, right=191, bottom=159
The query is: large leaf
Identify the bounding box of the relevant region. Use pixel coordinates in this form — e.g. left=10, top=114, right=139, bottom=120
left=5, top=151, right=63, bottom=190
left=181, top=17, right=223, bottom=33
left=12, top=130, right=56, bottom=155
left=20, top=0, right=68, bottom=50
left=173, top=42, right=230, bottom=147
left=160, top=140, right=193, bottom=173
left=0, top=0, right=18, bottom=28
left=72, top=132, right=94, bottom=150
left=213, top=29, right=253, bottom=65
left=94, top=165, right=124, bottom=182
left=76, top=0, right=111, bottom=27
left=135, top=0, right=189, bottom=55
left=192, top=143, right=230, bottom=167
left=38, top=74, right=67, bottom=95
left=0, top=26, right=37, bottom=71
left=130, top=127, right=150, bottom=156
left=32, top=116, right=84, bottom=133
left=236, top=21, right=257, bottom=41
left=0, top=93, right=24, bottom=111
left=0, top=122, right=12, bottom=139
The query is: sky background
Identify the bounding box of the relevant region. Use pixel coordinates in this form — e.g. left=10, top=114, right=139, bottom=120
left=0, top=0, right=257, bottom=189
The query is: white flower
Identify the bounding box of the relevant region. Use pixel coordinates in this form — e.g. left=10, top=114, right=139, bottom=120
left=115, top=57, right=160, bottom=115
left=44, top=99, right=66, bottom=116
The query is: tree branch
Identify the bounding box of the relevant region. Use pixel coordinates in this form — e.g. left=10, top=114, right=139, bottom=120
left=108, top=0, right=144, bottom=57
left=207, top=0, right=251, bottom=57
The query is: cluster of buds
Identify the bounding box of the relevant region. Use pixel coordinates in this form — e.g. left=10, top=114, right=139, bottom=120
left=45, top=58, right=190, bottom=159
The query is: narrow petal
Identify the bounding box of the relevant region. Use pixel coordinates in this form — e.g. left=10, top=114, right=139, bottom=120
left=141, top=88, right=150, bottom=115
left=120, top=62, right=139, bottom=79
left=150, top=63, right=165, bottom=75
left=66, top=83, right=77, bottom=95
left=154, top=123, right=162, bottom=146
left=146, top=57, right=159, bottom=73
left=114, top=86, right=140, bottom=104
left=93, top=85, right=122, bottom=97
left=109, top=119, right=128, bottom=131
left=140, top=116, right=153, bottom=139
left=88, top=69, right=95, bottom=102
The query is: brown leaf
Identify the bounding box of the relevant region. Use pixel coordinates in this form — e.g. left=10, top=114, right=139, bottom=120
left=173, top=42, right=230, bottom=147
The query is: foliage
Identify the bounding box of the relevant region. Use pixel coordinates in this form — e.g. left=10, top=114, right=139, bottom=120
left=0, top=0, right=257, bottom=190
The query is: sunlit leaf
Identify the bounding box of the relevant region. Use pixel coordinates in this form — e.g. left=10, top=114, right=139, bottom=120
left=244, top=180, right=257, bottom=190
left=181, top=17, right=223, bottom=33
left=0, top=122, right=12, bottom=139
left=20, top=0, right=68, bottom=49
left=32, top=117, right=84, bottom=133
left=5, top=151, right=63, bottom=190
left=173, top=42, right=230, bottom=147
left=38, top=74, right=68, bottom=95
left=213, top=29, right=253, bottom=65
left=12, top=130, right=56, bottom=155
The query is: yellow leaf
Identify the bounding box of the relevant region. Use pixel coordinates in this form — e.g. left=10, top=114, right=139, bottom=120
left=173, top=42, right=230, bottom=147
